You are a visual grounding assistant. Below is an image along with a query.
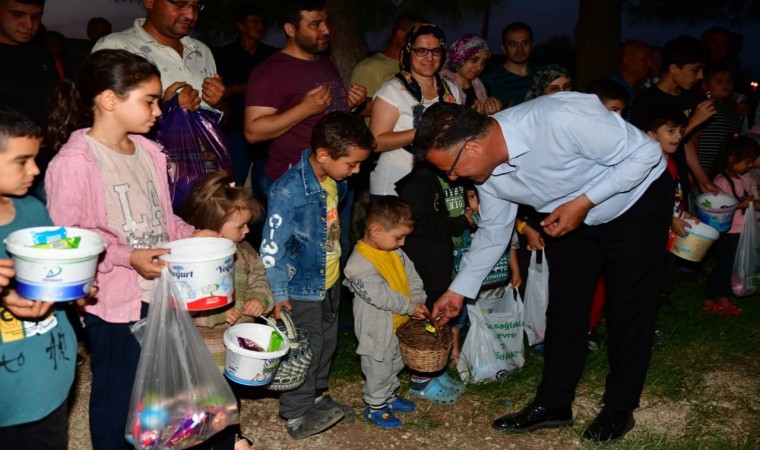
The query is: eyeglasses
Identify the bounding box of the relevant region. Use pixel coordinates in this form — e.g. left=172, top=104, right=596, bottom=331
left=411, top=47, right=444, bottom=57
left=447, top=136, right=475, bottom=177
left=165, top=0, right=205, bottom=11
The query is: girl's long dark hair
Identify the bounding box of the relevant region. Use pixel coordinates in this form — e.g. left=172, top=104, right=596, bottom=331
left=46, top=49, right=161, bottom=152
left=709, top=134, right=760, bottom=199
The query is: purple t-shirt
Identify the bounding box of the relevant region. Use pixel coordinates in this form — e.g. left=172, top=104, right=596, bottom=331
left=246, top=52, right=348, bottom=180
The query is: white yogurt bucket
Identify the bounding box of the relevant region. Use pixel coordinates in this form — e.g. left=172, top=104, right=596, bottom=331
left=223, top=323, right=289, bottom=386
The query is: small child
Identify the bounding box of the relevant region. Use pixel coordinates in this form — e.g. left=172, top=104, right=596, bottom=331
left=0, top=106, right=79, bottom=449
left=704, top=135, right=760, bottom=316
left=587, top=78, right=629, bottom=116
left=642, top=106, right=698, bottom=306
left=179, top=171, right=273, bottom=450
left=343, top=196, right=427, bottom=429
left=260, top=111, right=374, bottom=440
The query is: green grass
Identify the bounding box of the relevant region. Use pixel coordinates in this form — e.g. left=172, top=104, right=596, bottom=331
left=333, top=266, right=760, bottom=448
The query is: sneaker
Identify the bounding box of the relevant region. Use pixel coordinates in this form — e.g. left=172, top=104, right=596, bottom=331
left=364, top=406, right=402, bottom=429
left=436, top=372, right=465, bottom=394
left=286, top=405, right=344, bottom=440
left=387, top=396, right=416, bottom=413
left=408, top=377, right=460, bottom=405
left=314, top=393, right=355, bottom=419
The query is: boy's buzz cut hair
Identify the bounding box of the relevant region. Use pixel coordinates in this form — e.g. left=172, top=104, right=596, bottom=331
left=310, top=111, right=377, bottom=158
left=662, top=36, right=709, bottom=70
left=703, top=62, right=733, bottom=81
left=641, top=106, right=688, bottom=134
left=586, top=79, right=628, bottom=105
left=365, top=196, right=415, bottom=231
left=0, top=106, right=42, bottom=152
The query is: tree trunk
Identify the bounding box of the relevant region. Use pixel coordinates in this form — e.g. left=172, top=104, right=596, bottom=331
left=327, top=0, right=368, bottom=85
left=574, top=0, right=621, bottom=91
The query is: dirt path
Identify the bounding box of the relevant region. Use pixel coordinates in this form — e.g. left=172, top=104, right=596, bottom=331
left=66, top=353, right=758, bottom=449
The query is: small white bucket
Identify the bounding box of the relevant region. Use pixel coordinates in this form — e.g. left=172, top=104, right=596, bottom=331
left=160, top=237, right=236, bottom=311
left=696, top=193, right=738, bottom=232
left=670, top=219, right=720, bottom=262
left=223, top=323, right=289, bottom=386
left=4, top=227, right=106, bottom=301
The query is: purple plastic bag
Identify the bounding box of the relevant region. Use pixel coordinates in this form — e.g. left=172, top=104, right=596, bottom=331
left=154, top=96, right=232, bottom=209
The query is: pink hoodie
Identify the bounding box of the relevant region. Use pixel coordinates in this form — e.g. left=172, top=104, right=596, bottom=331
left=46, top=129, right=194, bottom=323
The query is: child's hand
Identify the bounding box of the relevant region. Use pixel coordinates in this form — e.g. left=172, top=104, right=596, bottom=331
left=524, top=225, right=545, bottom=251
left=0, top=258, right=14, bottom=287
left=738, top=195, right=752, bottom=210
left=243, top=299, right=265, bottom=317
left=273, top=301, right=293, bottom=320
left=671, top=217, right=692, bottom=237
left=510, top=271, right=523, bottom=290
left=683, top=212, right=699, bottom=223
left=225, top=308, right=242, bottom=325
left=191, top=229, right=222, bottom=238
left=130, top=248, right=169, bottom=280
left=412, top=303, right=429, bottom=320
left=2, top=290, right=54, bottom=320
left=690, top=99, right=717, bottom=127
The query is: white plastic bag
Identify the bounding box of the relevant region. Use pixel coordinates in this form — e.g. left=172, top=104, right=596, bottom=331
left=524, top=250, right=549, bottom=346
left=732, top=203, right=760, bottom=296
left=457, top=287, right=525, bottom=383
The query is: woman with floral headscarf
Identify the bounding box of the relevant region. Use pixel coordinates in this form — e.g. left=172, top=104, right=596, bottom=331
left=524, top=64, right=572, bottom=100
left=368, top=23, right=461, bottom=198
left=442, top=34, right=502, bottom=115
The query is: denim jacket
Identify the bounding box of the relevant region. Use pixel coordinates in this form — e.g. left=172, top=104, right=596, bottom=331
left=260, top=149, right=347, bottom=302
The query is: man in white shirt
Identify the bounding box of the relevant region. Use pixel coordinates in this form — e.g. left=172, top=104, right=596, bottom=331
left=413, top=94, right=672, bottom=443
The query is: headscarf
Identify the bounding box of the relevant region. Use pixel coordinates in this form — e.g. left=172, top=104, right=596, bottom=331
left=525, top=64, right=570, bottom=100
left=446, top=34, right=489, bottom=72
left=395, top=23, right=455, bottom=128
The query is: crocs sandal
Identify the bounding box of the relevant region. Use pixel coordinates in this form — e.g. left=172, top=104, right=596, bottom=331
left=387, top=396, right=416, bottom=413
left=436, top=372, right=465, bottom=394
left=364, top=406, right=402, bottom=429
left=408, top=377, right=460, bottom=405
left=286, top=404, right=344, bottom=440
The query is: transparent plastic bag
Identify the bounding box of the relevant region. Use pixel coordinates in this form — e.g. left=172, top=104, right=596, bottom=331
left=125, top=267, right=239, bottom=449
left=732, top=203, right=760, bottom=296
left=524, top=250, right=549, bottom=346
left=457, top=286, right=525, bottom=383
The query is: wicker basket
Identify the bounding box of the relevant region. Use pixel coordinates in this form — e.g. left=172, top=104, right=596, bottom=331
left=396, top=317, right=453, bottom=373
left=265, top=309, right=313, bottom=392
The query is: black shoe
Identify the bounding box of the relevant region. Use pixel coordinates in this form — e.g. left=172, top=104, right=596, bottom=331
left=582, top=407, right=635, bottom=442
left=491, top=403, right=573, bottom=433
left=314, top=393, right=355, bottom=420
left=286, top=405, right=344, bottom=440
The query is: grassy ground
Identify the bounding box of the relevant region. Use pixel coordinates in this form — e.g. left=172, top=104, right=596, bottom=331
left=332, top=265, right=760, bottom=449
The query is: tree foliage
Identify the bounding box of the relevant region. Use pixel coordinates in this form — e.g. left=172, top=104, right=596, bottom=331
left=623, top=0, right=760, bottom=26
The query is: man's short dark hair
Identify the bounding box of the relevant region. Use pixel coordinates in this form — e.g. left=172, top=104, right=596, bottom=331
left=662, top=36, right=709, bottom=69
left=280, top=0, right=325, bottom=28
left=365, top=196, right=415, bottom=231
left=586, top=79, right=628, bottom=104
left=501, top=22, right=532, bottom=43
left=311, top=111, right=376, bottom=158
left=641, top=106, right=688, bottom=133
left=0, top=106, right=42, bottom=153
left=233, top=5, right=265, bottom=24
left=412, top=103, right=491, bottom=160
left=391, top=13, right=425, bottom=35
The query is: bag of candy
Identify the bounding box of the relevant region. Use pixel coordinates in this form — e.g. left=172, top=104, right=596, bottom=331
left=125, top=267, right=239, bottom=449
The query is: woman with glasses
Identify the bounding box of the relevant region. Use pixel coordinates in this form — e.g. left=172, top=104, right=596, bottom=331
left=368, top=23, right=461, bottom=198
left=441, top=34, right=503, bottom=116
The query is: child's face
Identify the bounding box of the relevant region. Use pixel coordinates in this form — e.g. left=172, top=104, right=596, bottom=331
left=0, top=136, right=40, bottom=197
left=320, top=146, right=371, bottom=181
left=671, top=62, right=704, bottom=91
left=369, top=223, right=413, bottom=252
left=219, top=209, right=253, bottom=244
left=603, top=99, right=626, bottom=116
left=703, top=71, right=733, bottom=101
left=112, top=76, right=162, bottom=135
left=647, top=123, right=684, bottom=154
left=729, top=156, right=754, bottom=176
